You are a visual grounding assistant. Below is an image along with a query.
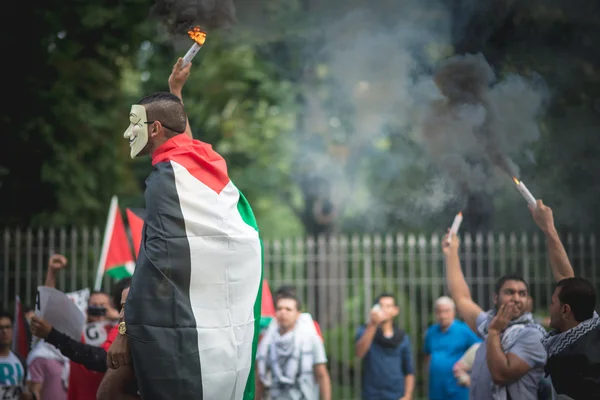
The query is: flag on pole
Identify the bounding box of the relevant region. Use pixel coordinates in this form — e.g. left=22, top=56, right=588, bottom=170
left=12, top=296, right=29, bottom=359
left=93, top=196, right=135, bottom=291
left=125, top=208, right=146, bottom=258
left=261, top=279, right=275, bottom=318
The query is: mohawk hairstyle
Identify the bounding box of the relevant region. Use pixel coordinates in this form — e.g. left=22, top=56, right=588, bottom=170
left=138, top=92, right=187, bottom=136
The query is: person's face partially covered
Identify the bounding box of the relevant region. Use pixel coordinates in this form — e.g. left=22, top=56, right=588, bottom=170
left=124, top=105, right=150, bottom=158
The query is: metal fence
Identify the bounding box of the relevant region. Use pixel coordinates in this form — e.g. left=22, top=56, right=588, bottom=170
left=2, top=227, right=599, bottom=399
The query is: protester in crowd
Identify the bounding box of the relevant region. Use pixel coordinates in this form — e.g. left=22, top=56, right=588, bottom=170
left=107, top=56, right=263, bottom=400
left=442, top=234, right=547, bottom=400
left=255, top=292, right=331, bottom=400
left=272, top=286, right=323, bottom=341
left=355, top=293, right=415, bottom=400
left=0, top=310, right=36, bottom=400
left=424, top=296, right=481, bottom=400
left=529, top=200, right=600, bottom=398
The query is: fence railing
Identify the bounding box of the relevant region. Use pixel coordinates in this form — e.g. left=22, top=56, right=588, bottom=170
left=2, top=227, right=599, bottom=399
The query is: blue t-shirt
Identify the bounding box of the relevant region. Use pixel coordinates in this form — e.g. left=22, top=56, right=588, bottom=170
left=355, top=326, right=415, bottom=400
left=424, top=320, right=482, bottom=400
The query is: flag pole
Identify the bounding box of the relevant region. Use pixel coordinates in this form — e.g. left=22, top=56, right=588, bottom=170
left=94, top=196, right=118, bottom=291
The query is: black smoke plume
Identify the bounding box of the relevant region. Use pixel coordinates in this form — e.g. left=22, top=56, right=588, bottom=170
left=151, top=0, right=236, bottom=33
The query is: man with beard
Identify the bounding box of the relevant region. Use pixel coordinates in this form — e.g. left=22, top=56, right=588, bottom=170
left=442, top=235, right=547, bottom=400
left=107, top=57, right=263, bottom=400
left=355, top=293, right=415, bottom=400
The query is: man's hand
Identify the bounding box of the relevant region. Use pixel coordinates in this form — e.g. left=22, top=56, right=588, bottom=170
left=368, top=308, right=385, bottom=326
left=489, top=304, right=514, bottom=334
left=168, top=57, right=192, bottom=97
left=530, top=200, right=556, bottom=234
left=107, top=334, right=131, bottom=369
left=48, top=254, right=67, bottom=271
left=442, top=230, right=460, bottom=256
left=30, top=315, right=52, bottom=339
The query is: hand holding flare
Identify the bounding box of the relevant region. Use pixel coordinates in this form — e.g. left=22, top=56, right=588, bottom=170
left=446, top=211, right=463, bottom=244
left=513, top=177, right=537, bottom=209
left=181, top=26, right=207, bottom=67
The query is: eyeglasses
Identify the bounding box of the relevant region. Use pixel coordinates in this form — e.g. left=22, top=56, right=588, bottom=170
left=0, top=325, right=12, bottom=331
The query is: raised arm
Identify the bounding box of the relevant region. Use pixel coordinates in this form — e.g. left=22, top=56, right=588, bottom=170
left=44, top=254, right=67, bottom=288
left=442, top=233, right=483, bottom=331
left=355, top=309, right=385, bottom=359
left=530, top=200, right=574, bottom=281
left=168, top=58, right=193, bottom=139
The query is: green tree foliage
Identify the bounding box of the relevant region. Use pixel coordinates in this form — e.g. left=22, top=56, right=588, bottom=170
left=1, top=0, right=151, bottom=226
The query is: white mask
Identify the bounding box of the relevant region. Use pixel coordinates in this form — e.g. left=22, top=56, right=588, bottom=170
left=124, top=105, right=149, bottom=158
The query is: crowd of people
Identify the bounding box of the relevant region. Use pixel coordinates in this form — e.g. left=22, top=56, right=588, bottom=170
left=1, top=57, right=599, bottom=400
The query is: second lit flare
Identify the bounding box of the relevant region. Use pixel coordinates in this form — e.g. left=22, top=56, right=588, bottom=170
left=447, top=211, right=463, bottom=244
left=513, top=177, right=537, bottom=209
left=181, top=26, right=207, bottom=67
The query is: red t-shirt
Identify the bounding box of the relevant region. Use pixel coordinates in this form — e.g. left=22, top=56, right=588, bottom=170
left=67, top=325, right=118, bottom=400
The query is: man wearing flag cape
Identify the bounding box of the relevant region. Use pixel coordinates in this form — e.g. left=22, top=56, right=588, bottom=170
left=104, top=58, right=263, bottom=400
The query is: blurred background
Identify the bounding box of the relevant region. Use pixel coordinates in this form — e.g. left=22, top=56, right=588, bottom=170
left=2, top=0, right=600, bottom=398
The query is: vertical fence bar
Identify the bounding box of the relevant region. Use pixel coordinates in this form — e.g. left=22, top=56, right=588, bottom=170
left=475, top=233, right=485, bottom=304
left=295, top=237, right=305, bottom=305
left=70, top=227, right=78, bottom=292
left=430, top=234, right=441, bottom=301
left=384, top=234, right=394, bottom=289
left=82, top=227, right=90, bottom=289
left=36, top=228, right=44, bottom=288
left=3, top=228, right=10, bottom=306
left=14, top=229, right=21, bottom=301
left=306, top=236, right=316, bottom=318
left=59, top=228, right=67, bottom=290
left=521, top=233, right=530, bottom=285
left=532, top=233, right=542, bottom=311
left=92, top=227, right=101, bottom=290
left=487, top=233, right=495, bottom=304
left=362, top=235, right=372, bottom=319
left=25, top=229, right=33, bottom=303
left=317, top=235, right=327, bottom=327
left=283, top=238, right=293, bottom=284
left=373, top=235, right=382, bottom=295
left=351, top=234, right=361, bottom=398
left=407, top=234, right=418, bottom=376
left=339, top=235, right=350, bottom=400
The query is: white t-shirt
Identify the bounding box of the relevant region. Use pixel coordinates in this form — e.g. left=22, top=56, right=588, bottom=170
left=0, top=351, right=25, bottom=400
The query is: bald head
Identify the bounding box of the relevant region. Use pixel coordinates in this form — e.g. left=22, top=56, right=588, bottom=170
left=138, top=92, right=187, bottom=136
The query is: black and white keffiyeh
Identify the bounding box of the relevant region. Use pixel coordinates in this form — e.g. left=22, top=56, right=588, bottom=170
left=541, top=312, right=600, bottom=357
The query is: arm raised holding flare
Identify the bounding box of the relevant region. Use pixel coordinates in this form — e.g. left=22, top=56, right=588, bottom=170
left=529, top=199, right=574, bottom=282
left=168, top=58, right=193, bottom=139
left=441, top=232, right=483, bottom=331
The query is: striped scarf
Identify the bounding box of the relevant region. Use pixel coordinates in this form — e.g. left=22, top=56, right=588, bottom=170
left=541, top=313, right=600, bottom=357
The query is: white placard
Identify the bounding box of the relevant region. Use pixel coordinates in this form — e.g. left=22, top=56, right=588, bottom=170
left=34, top=286, right=85, bottom=344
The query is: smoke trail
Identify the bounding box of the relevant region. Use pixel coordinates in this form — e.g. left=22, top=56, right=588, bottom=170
left=421, top=52, right=548, bottom=192
left=151, top=0, right=236, bottom=33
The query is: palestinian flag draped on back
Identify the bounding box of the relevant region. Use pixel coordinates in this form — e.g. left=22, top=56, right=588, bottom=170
left=93, top=196, right=135, bottom=290
left=125, top=134, right=263, bottom=400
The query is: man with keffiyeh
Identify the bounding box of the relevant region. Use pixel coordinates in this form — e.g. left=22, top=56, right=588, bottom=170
left=442, top=232, right=547, bottom=400
left=529, top=200, right=599, bottom=399
left=255, top=293, right=331, bottom=400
